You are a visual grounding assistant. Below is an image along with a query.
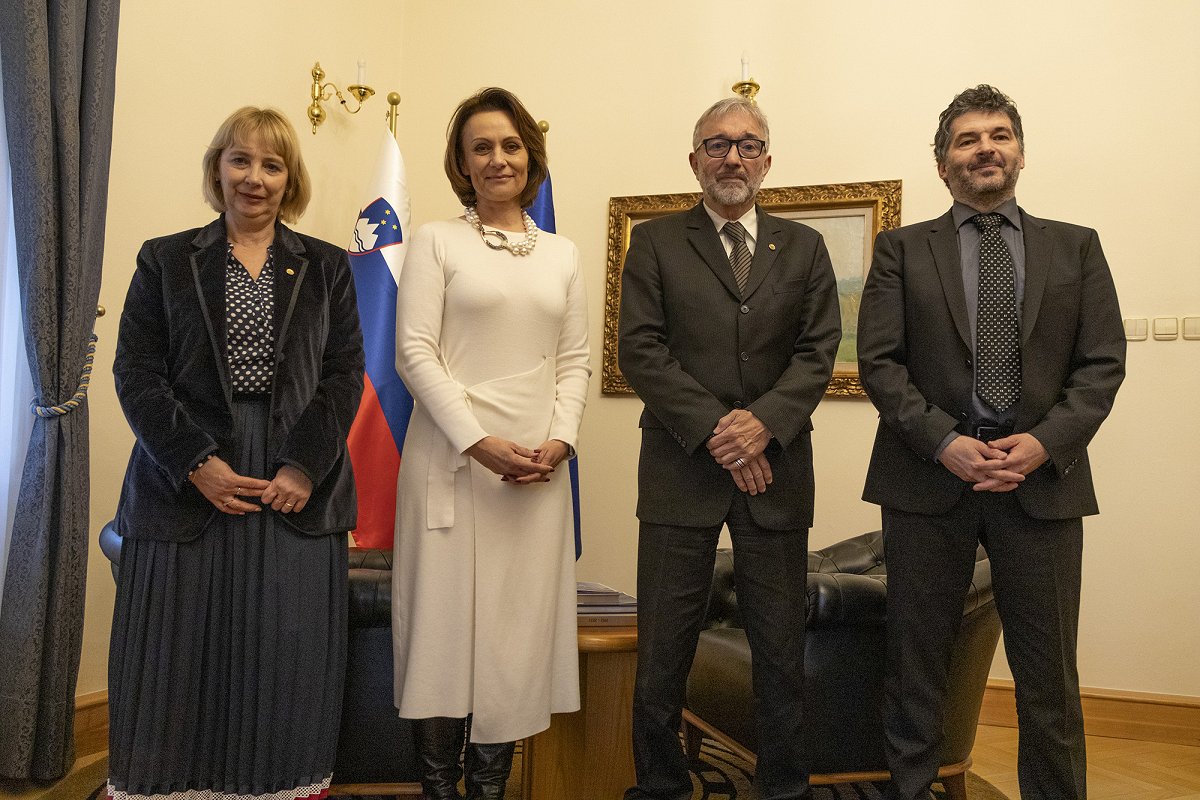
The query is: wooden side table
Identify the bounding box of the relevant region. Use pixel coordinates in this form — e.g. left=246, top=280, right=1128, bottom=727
left=519, top=623, right=638, bottom=800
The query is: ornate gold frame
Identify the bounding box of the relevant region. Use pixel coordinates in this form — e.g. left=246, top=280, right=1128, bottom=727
left=602, top=180, right=902, bottom=396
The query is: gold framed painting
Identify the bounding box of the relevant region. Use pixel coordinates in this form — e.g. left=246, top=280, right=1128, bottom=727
left=601, top=180, right=902, bottom=396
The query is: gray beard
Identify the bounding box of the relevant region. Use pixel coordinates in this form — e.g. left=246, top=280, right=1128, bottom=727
left=703, top=174, right=761, bottom=208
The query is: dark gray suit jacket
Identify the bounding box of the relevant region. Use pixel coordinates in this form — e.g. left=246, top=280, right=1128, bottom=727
left=618, top=203, right=841, bottom=530
left=857, top=208, right=1126, bottom=520
left=113, top=216, right=365, bottom=541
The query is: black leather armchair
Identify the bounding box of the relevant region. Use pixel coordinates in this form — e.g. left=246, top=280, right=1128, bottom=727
left=99, top=521, right=422, bottom=795
left=683, top=531, right=1000, bottom=799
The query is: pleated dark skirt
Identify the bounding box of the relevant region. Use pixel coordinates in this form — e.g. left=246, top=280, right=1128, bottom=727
left=107, top=399, right=347, bottom=800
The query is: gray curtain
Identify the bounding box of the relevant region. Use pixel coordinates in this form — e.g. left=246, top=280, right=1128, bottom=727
left=0, top=0, right=119, bottom=781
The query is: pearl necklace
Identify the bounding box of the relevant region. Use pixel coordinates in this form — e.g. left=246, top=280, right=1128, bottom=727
left=464, top=206, right=539, bottom=256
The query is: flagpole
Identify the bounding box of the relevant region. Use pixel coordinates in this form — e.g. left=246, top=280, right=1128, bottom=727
left=387, top=91, right=401, bottom=139
left=529, top=120, right=582, bottom=558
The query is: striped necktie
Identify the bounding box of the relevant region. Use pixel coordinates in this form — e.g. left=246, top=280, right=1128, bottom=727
left=722, top=221, right=752, bottom=294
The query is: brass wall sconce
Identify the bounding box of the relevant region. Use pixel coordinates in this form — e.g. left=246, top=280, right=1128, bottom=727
left=307, top=61, right=375, bottom=133
left=732, top=77, right=761, bottom=104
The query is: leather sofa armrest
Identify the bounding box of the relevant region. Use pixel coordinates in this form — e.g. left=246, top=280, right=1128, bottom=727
left=808, top=572, right=888, bottom=630
left=702, top=532, right=986, bottom=634
left=809, top=530, right=885, bottom=575
left=349, top=546, right=392, bottom=571
left=99, top=519, right=122, bottom=582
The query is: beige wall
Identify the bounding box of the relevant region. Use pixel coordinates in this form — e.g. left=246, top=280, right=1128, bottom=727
left=81, top=1, right=1200, bottom=699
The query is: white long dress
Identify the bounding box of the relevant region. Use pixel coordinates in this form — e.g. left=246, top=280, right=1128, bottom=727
left=391, top=217, right=590, bottom=743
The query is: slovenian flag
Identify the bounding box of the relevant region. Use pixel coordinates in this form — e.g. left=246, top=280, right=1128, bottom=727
left=528, top=173, right=583, bottom=559
left=346, top=130, right=413, bottom=549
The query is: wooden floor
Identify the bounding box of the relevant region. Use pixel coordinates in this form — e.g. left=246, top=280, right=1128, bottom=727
left=971, top=724, right=1200, bottom=799
left=3, top=724, right=1200, bottom=799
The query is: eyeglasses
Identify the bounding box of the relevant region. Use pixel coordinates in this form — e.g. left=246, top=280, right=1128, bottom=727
left=696, top=137, right=767, bottom=159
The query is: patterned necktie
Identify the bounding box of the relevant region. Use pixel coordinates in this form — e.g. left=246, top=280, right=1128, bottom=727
left=722, top=221, right=752, bottom=294
left=973, top=212, right=1021, bottom=413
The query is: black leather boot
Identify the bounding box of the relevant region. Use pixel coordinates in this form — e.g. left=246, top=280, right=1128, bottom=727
left=414, top=716, right=467, bottom=800
left=463, top=740, right=516, bottom=800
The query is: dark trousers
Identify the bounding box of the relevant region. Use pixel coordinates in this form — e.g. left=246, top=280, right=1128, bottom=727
left=883, top=491, right=1086, bottom=800
left=625, top=493, right=810, bottom=800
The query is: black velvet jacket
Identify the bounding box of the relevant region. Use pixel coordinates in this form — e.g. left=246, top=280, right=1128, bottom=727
left=113, top=216, right=365, bottom=541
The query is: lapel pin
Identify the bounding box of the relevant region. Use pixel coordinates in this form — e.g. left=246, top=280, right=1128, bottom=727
left=286, top=268, right=295, bottom=276
left=768, top=243, right=777, bottom=251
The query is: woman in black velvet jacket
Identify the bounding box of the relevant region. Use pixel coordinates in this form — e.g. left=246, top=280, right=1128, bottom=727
left=107, top=106, right=363, bottom=800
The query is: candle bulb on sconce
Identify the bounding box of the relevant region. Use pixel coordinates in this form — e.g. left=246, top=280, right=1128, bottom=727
left=307, top=60, right=376, bottom=134
left=346, top=58, right=372, bottom=112
left=732, top=54, right=761, bottom=105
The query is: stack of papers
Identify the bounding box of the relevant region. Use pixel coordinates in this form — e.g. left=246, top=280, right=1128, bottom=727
left=577, top=582, right=637, bottom=626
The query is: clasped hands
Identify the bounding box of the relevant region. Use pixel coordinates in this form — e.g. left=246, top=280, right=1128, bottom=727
left=939, top=432, right=1048, bottom=492
left=190, top=456, right=313, bottom=514
left=467, top=435, right=569, bottom=485
left=707, top=409, right=773, bottom=496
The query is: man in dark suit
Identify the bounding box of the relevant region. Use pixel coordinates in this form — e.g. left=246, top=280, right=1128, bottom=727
left=857, top=85, right=1126, bottom=800
left=619, top=96, right=841, bottom=800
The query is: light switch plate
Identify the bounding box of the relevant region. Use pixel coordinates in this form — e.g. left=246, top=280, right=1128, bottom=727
left=1153, top=316, right=1179, bottom=340
left=1123, top=318, right=1147, bottom=341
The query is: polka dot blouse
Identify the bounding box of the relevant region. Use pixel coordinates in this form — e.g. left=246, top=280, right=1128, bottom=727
left=225, top=243, right=276, bottom=394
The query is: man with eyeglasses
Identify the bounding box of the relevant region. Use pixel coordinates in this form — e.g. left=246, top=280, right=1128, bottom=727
left=618, top=96, right=841, bottom=800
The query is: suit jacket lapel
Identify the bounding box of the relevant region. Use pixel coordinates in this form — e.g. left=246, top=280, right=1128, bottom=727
left=190, top=218, right=233, bottom=405
left=272, top=223, right=308, bottom=355
left=1019, top=210, right=1050, bottom=343
left=741, top=206, right=780, bottom=300
left=927, top=212, right=972, bottom=350
left=685, top=203, right=742, bottom=299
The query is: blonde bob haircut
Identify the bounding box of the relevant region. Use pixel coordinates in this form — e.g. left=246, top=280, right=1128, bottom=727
left=443, top=87, right=547, bottom=210
left=201, top=107, right=312, bottom=224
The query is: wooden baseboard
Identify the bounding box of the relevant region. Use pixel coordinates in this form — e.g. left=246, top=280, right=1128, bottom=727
left=75, top=690, right=108, bottom=759
left=979, top=679, right=1200, bottom=748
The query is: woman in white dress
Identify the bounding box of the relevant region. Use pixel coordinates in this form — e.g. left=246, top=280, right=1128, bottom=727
left=391, top=87, right=590, bottom=800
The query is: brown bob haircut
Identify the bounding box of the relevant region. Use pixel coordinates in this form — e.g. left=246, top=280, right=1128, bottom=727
left=201, top=107, right=312, bottom=224
left=443, top=87, right=547, bottom=210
